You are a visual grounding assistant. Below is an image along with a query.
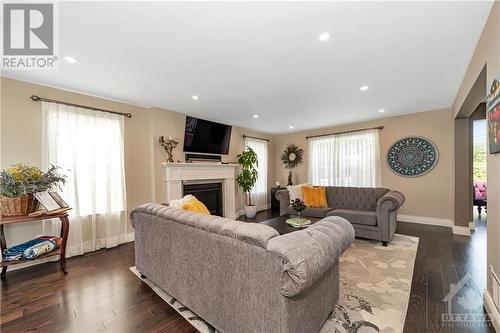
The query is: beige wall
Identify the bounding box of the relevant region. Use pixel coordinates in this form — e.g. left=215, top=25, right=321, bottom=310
left=275, top=108, right=454, bottom=220
left=452, top=2, right=499, bottom=297
left=0, top=77, right=275, bottom=244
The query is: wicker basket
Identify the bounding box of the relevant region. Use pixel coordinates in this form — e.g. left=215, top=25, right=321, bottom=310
left=0, top=194, right=40, bottom=217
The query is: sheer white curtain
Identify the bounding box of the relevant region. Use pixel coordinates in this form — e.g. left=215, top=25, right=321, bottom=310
left=245, top=137, right=268, bottom=211
left=41, top=101, right=128, bottom=257
left=308, top=129, right=381, bottom=187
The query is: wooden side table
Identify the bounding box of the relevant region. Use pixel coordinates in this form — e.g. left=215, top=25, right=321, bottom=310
left=0, top=213, right=70, bottom=278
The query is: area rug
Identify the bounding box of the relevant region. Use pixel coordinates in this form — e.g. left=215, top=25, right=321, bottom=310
left=130, top=233, right=418, bottom=333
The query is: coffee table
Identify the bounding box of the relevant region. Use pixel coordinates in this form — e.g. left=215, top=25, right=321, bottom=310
left=259, top=214, right=321, bottom=235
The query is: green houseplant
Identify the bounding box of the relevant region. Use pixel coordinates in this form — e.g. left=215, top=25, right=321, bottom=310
left=0, top=164, right=65, bottom=216
left=236, top=147, right=259, bottom=218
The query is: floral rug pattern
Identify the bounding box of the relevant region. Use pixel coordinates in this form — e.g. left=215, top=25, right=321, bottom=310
left=130, top=233, right=418, bottom=333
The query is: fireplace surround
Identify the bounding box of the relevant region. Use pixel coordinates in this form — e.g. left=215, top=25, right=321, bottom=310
left=162, top=162, right=238, bottom=219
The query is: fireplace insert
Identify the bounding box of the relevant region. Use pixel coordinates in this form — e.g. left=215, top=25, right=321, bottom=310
left=183, top=182, right=223, bottom=216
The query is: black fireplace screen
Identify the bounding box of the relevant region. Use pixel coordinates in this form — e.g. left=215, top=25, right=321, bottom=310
left=183, top=182, right=223, bottom=216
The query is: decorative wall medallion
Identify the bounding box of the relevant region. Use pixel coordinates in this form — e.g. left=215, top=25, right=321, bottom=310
left=387, top=137, right=438, bottom=177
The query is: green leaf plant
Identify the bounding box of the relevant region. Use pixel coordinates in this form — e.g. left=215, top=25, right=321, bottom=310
left=236, top=147, right=259, bottom=206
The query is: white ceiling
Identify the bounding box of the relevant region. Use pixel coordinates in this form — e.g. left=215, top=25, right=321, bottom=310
left=2, top=1, right=494, bottom=134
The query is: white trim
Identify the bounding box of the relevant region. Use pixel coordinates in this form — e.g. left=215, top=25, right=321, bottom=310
left=238, top=204, right=271, bottom=218
left=452, top=226, right=471, bottom=236
left=398, top=214, right=452, bottom=228
left=484, top=289, right=500, bottom=331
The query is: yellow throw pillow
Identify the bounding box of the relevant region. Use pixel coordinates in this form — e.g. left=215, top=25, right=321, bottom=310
left=182, top=198, right=210, bottom=215
left=302, top=186, right=328, bottom=208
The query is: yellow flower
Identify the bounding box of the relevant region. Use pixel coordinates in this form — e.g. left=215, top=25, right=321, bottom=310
left=7, top=164, right=42, bottom=182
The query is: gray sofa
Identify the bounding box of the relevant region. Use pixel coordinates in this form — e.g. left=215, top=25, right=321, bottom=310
left=131, top=203, right=354, bottom=333
left=276, top=187, right=405, bottom=245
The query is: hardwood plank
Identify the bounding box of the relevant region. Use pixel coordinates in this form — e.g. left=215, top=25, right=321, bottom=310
left=0, top=210, right=494, bottom=332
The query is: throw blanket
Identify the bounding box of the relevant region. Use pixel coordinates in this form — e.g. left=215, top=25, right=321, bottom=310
left=2, top=236, right=62, bottom=261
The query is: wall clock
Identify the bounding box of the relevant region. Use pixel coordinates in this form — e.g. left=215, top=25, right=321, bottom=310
left=387, top=137, right=438, bottom=177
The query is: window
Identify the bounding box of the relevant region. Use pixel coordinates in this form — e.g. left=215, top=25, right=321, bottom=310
left=308, top=129, right=381, bottom=187
left=245, top=137, right=268, bottom=211
left=42, top=102, right=128, bottom=255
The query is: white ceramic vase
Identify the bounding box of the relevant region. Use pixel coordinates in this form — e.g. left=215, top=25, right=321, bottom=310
left=244, top=205, right=257, bottom=218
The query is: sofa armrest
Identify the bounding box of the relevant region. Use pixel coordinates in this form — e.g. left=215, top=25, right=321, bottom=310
left=377, top=190, right=405, bottom=212
left=275, top=190, right=290, bottom=216
left=266, top=217, right=355, bottom=297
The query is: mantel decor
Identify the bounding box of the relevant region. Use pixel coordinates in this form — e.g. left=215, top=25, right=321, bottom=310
left=387, top=137, right=438, bottom=177
left=280, top=143, right=304, bottom=185
left=159, top=136, right=180, bottom=163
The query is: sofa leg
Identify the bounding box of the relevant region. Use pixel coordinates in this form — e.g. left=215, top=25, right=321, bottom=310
left=382, top=241, right=388, bottom=247
left=478, top=206, right=482, bottom=215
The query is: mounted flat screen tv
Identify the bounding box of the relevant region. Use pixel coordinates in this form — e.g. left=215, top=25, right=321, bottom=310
left=183, top=116, right=232, bottom=155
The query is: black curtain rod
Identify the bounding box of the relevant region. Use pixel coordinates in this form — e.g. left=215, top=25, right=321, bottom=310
left=242, top=134, right=269, bottom=142
left=30, top=95, right=132, bottom=118
left=306, top=125, right=384, bottom=139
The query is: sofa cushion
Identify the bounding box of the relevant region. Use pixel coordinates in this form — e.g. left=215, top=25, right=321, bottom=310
left=287, top=183, right=310, bottom=201
left=327, top=209, right=377, bottom=226
left=182, top=197, right=210, bottom=215
left=302, top=186, right=328, bottom=208
left=325, top=187, right=389, bottom=211
left=286, top=206, right=334, bottom=218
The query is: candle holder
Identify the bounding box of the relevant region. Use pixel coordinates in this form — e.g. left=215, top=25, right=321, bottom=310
left=159, top=136, right=179, bottom=163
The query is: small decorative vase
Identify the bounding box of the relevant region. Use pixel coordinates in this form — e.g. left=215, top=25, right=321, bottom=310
left=287, top=171, right=293, bottom=186
left=297, top=212, right=302, bottom=221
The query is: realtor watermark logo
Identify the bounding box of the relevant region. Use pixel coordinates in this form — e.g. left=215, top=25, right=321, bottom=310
left=1, top=2, right=59, bottom=69
left=442, top=273, right=492, bottom=328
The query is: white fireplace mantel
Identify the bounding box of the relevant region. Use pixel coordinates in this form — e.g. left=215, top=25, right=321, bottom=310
left=162, top=162, right=239, bottom=219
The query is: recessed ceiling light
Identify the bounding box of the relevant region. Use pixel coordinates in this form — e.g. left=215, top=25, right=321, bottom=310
left=289, top=126, right=294, bottom=129
left=253, top=114, right=259, bottom=119
left=378, top=109, right=385, bottom=113
left=360, top=86, right=369, bottom=91
left=318, top=32, right=330, bottom=42
left=192, top=95, right=199, bottom=100
left=64, top=56, right=77, bottom=63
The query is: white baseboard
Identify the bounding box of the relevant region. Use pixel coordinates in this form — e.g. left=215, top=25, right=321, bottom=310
left=452, top=226, right=471, bottom=236
left=398, top=214, right=452, bottom=228
left=237, top=204, right=271, bottom=218
left=484, top=289, right=500, bottom=331
left=126, top=232, right=135, bottom=242
left=469, top=221, right=476, bottom=231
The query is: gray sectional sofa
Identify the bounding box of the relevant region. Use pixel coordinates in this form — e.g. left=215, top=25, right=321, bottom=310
left=276, top=186, right=405, bottom=245
left=131, top=203, right=354, bottom=333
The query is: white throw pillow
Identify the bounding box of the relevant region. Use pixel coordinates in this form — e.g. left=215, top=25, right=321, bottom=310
left=287, top=183, right=310, bottom=201
left=169, top=194, right=195, bottom=209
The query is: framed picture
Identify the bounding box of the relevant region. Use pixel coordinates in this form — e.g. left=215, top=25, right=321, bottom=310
left=487, top=76, right=500, bottom=154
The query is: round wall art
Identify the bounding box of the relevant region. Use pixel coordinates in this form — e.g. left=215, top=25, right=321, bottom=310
left=387, top=137, right=438, bottom=177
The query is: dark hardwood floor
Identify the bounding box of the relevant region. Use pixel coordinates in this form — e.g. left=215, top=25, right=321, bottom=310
left=1, top=210, right=493, bottom=333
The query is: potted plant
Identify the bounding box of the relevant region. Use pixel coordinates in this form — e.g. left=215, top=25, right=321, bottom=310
left=236, top=147, right=259, bottom=218
left=0, top=164, right=66, bottom=216
left=291, top=198, right=307, bottom=221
